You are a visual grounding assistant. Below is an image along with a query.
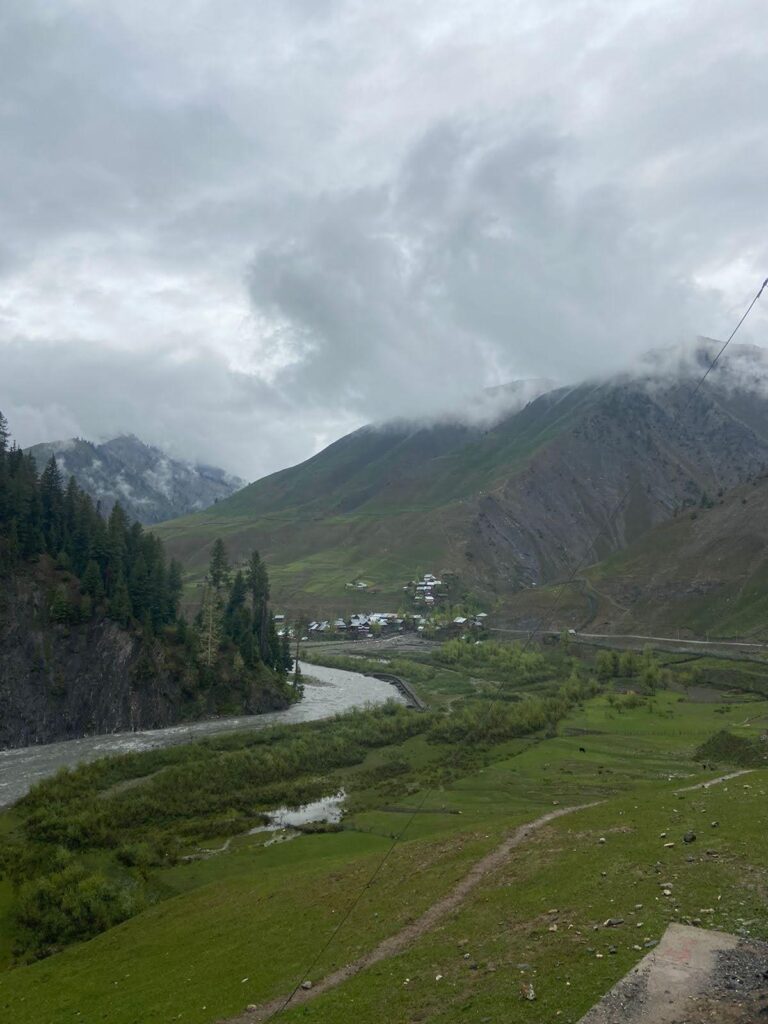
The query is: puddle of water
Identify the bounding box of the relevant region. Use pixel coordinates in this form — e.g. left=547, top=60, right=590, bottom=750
left=248, top=790, right=346, bottom=835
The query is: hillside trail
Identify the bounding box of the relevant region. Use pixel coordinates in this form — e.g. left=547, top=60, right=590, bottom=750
left=219, top=802, right=600, bottom=1023
left=676, top=768, right=754, bottom=792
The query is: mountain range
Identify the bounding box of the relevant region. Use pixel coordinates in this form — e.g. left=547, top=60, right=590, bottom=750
left=149, top=342, right=768, bottom=637
left=27, top=434, right=245, bottom=526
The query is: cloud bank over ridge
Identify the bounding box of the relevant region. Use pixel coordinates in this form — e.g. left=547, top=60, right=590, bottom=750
left=1, top=0, right=768, bottom=478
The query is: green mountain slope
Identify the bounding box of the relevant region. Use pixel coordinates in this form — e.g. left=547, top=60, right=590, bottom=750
left=155, top=352, right=768, bottom=619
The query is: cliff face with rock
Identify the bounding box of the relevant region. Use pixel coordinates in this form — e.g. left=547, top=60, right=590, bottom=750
left=0, top=565, right=290, bottom=749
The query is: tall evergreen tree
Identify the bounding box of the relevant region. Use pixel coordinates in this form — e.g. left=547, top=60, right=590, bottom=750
left=0, top=411, right=9, bottom=456
left=81, top=559, right=105, bottom=602
left=109, top=572, right=133, bottom=626
left=208, top=538, right=230, bottom=591
left=39, top=456, right=64, bottom=555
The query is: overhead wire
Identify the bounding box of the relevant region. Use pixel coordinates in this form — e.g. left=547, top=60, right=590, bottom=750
left=266, top=275, right=767, bottom=1019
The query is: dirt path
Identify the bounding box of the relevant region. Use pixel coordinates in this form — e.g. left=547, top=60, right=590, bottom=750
left=676, top=768, right=754, bottom=793
left=220, top=802, right=599, bottom=1023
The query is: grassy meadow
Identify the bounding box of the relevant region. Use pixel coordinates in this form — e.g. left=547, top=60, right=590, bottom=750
left=1, top=642, right=767, bottom=1024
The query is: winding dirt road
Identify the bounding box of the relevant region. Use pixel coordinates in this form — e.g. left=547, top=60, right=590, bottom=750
left=220, top=802, right=599, bottom=1023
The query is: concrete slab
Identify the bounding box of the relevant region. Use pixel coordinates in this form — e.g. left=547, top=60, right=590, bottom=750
left=578, top=923, right=768, bottom=1023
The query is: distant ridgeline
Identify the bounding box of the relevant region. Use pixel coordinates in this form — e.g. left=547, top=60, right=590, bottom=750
left=0, top=411, right=294, bottom=748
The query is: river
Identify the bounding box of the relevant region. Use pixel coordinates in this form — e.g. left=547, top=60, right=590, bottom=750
left=0, top=662, right=404, bottom=810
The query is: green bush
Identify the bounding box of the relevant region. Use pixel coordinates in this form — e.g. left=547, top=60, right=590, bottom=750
left=14, top=862, right=144, bottom=957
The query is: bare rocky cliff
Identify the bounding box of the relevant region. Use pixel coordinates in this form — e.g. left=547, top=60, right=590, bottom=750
left=463, top=379, right=768, bottom=593
left=0, top=568, right=288, bottom=749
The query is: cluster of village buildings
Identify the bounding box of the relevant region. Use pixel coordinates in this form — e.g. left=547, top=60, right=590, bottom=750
left=408, top=572, right=442, bottom=606
left=274, top=570, right=488, bottom=639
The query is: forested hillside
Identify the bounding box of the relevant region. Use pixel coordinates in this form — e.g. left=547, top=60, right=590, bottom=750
left=0, top=412, right=293, bottom=748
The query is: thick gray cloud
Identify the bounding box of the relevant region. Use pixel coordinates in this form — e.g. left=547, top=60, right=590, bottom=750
left=1, top=0, right=767, bottom=478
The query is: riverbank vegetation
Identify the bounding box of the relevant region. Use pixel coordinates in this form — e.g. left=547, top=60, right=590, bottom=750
left=0, top=657, right=600, bottom=961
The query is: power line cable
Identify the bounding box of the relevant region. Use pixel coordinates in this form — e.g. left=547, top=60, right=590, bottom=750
left=266, top=276, right=767, bottom=1019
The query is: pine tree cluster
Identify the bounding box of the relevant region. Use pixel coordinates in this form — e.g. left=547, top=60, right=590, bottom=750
left=0, top=411, right=182, bottom=630
left=0, top=411, right=292, bottom=702
left=197, top=539, right=293, bottom=675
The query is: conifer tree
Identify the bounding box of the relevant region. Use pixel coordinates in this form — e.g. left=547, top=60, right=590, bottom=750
left=81, top=559, right=105, bottom=602
left=39, top=456, right=64, bottom=555
left=0, top=411, right=9, bottom=456
left=109, top=573, right=133, bottom=626
left=208, top=538, right=230, bottom=591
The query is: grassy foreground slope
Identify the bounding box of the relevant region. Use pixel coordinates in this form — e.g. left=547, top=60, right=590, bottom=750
left=1, top=651, right=767, bottom=1024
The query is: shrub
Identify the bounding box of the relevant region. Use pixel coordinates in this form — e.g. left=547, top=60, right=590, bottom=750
left=15, top=863, right=144, bottom=957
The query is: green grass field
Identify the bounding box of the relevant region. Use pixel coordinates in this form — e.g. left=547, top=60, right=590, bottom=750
left=2, top=657, right=767, bottom=1024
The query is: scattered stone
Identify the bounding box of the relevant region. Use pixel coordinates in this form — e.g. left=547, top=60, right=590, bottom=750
left=711, top=821, right=719, bottom=828
left=435, top=974, right=443, bottom=982
left=300, top=980, right=313, bottom=991
left=463, top=952, right=471, bottom=959
left=598, top=837, right=607, bottom=844
left=549, top=924, right=558, bottom=932
left=683, top=831, right=696, bottom=844
left=246, top=1006, right=257, bottom=1013
left=604, top=918, right=624, bottom=927
left=643, top=939, right=658, bottom=948
left=608, top=945, right=617, bottom=955
left=659, top=832, right=667, bottom=838
left=519, top=981, right=536, bottom=1001
left=664, top=842, right=675, bottom=848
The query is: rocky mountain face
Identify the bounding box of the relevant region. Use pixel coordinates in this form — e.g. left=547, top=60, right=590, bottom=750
left=26, top=434, right=244, bottom=525
left=155, top=345, right=768, bottom=618
left=465, top=373, right=768, bottom=590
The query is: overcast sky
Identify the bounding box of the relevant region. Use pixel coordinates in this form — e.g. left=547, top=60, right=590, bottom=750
left=1, top=0, right=767, bottom=479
